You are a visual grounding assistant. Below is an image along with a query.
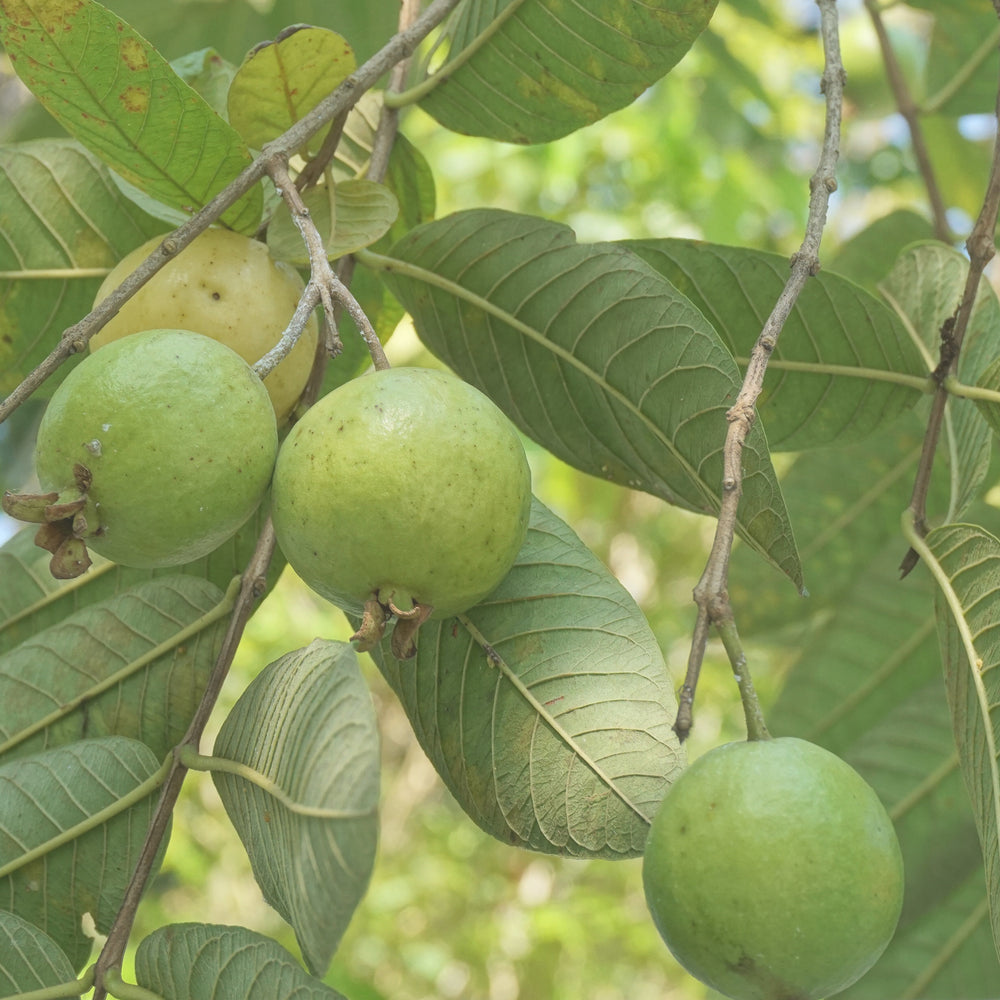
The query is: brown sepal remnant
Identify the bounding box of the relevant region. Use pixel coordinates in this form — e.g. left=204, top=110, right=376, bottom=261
left=350, top=598, right=388, bottom=653
left=388, top=599, right=433, bottom=661
left=2, top=468, right=94, bottom=580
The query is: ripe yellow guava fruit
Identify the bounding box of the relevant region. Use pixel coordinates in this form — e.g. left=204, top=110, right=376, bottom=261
left=271, top=367, right=531, bottom=629
left=92, top=228, right=318, bottom=421
left=642, top=737, right=904, bottom=1000
left=9, top=329, right=278, bottom=574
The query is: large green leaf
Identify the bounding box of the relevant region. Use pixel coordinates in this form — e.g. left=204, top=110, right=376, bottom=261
left=413, top=0, right=719, bottom=143
left=0, top=910, right=77, bottom=996
left=923, top=5, right=1000, bottom=117
left=925, top=522, right=1000, bottom=963
left=880, top=243, right=999, bottom=521
left=0, top=139, right=167, bottom=397
left=0, top=736, right=164, bottom=971
left=372, top=498, right=685, bottom=859
left=135, top=923, right=347, bottom=1000
left=0, top=505, right=280, bottom=656
left=0, top=575, right=231, bottom=763
left=625, top=238, right=927, bottom=451
left=372, top=208, right=802, bottom=589
left=771, top=537, right=1000, bottom=996
left=212, top=640, right=379, bottom=977
left=0, top=0, right=262, bottom=232
left=828, top=210, right=937, bottom=293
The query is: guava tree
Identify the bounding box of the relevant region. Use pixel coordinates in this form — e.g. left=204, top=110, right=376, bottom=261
left=0, top=0, right=998, bottom=998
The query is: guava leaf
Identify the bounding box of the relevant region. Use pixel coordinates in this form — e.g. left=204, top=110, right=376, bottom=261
left=0, top=736, right=165, bottom=971
left=925, top=522, right=1000, bottom=962
left=0, top=505, right=281, bottom=656
left=879, top=242, right=998, bottom=520
left=0, top=910, right=77, bottom=995
left=372, top=498, right=685, bottom=859
left=266, top=179, right=398, bottom=265
left=770, top=535, right=1000, bottom=995
left=212, top=640, right=379, bottom=977
left=135, top=923, right=348, bottom=1000
left=171, top=48, right=239, bottom=120
left=227, top=25, right=356, bottom=150
left=0, top=139, right=167, bottom=398
left=0, top=0, right=262, bottom=233
left=414, top=0, right=719, bottom=144
left=624, top=238, right=926, bottom=451
left=375, top=208, right=802, bottom=590
left=923, top=4, right=1000, bottom=117
left=0, top=575, right=231, bottom=764
left=827, top=209, right=937, bottom=292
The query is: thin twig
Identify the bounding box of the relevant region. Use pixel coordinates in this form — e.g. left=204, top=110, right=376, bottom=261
left=899, top=57, right=1000, bottom=576
left=0, top=0, right=464, bottom=426
left=863, top=0, right=952, bottom=243
left=674, top=0, right=845, bottom=741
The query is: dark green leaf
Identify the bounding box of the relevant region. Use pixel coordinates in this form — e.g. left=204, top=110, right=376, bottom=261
left=135, top=923, right=348, bottom=1000
left=414, top=0, right=719, bottom=143
left=375, top=208, right=802, bottom=589
left=213, top=640, right=379, bottom=976
left=828, top=209, right=937, bottom=292
left=372, top=498, right=685, bottom=859
left=0, top=0, right=262, bottom=232
left=0, top=575, right=231, bottom=763
left=0, top=910, right=77, bottom=996
left=0, top=736, right=164, bottom=971
left=625, top=238, right=927, bottom=451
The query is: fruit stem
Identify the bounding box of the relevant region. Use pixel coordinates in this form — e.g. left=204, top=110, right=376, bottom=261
left=715, top=615, right=771, bottom=742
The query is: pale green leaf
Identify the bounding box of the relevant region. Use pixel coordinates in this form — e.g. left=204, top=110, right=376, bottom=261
left=0, top=506, right=281, bottom=656
left=414, top=0, right=719, bottom=143
left=228, top=26, right=356, bottom=150
left=771, top=537, right=1000, bottom=995
left=0, top=0, right=262, bottom=232
left=135, top=923, right=347, bottom=1000
left=267, top=180, right=398, bottom=265
left=925, top=522, right=1000, bottom=961
left=828, top=209, right=937, bottom=292
left=0, top=139, right=167, bottom=397
left=625, top=238, right=927, bottom=451
left=372, top=498, right=685, bottom=859
left=924, top=6, right=1000, bottom=117
left=0, top=575, right=232, bottom=763
left=0, top=736, right=164, bottom=971
left=373, top=208, right=802, bottom=589
left=212, top=640, right=379, bottom=977
left=880, top=243, right=998, bottom=520
left=171, top=48, right=238, bottom=120
left=0, top=910, right=76, bottom=997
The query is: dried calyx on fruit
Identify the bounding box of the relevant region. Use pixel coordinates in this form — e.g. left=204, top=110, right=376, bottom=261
left=271, top=367, right=532, bottom=658
left=3, top=329, right=279, bottom=578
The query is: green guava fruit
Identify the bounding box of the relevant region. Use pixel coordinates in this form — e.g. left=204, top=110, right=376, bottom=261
left=92, top=228, right=318, bottom=421
left=271, top=367, right=531, bottom=647
left=4, top=329, right=278, bottom=575
left=642, top=737, right=904, bottom=1000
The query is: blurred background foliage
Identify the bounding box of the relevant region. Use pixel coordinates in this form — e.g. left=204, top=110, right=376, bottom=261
left=2, top=0, right=998, bottom=997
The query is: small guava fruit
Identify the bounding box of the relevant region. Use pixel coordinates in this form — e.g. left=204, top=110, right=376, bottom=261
left=270, top=367, right=531, bottom=654
left=92, top=228, right=318, bottom=421
left=3, top=329, right=278, bottom=576
left=642, top=736, right=904, bottom=1000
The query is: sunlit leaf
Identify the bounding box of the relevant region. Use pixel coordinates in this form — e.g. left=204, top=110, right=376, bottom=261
left=135, top=923, right=347, bottom=1000
left=414, top=0, right=719, bottom=143
left=375, top=208, right=802, bottom=589
left=0, top=910, right=76, bottom=996
left=228, top=26, right=356, bottom=150
left=925, top=522, right=1000, bottom=960
left=625, top=238, right=926, bottom=451
left=880, top=243, right=998, bottom=520
left=0, top=0, right=262, bottom=232
left=372, top=498, right=685, bottom=859
left=0, top=139, right=167, bottom=397
left=0, top=736, right=164, bottom=971
left=213, top=640, right=379, bottom=976
left=0, top=575, right=231, bottom=763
